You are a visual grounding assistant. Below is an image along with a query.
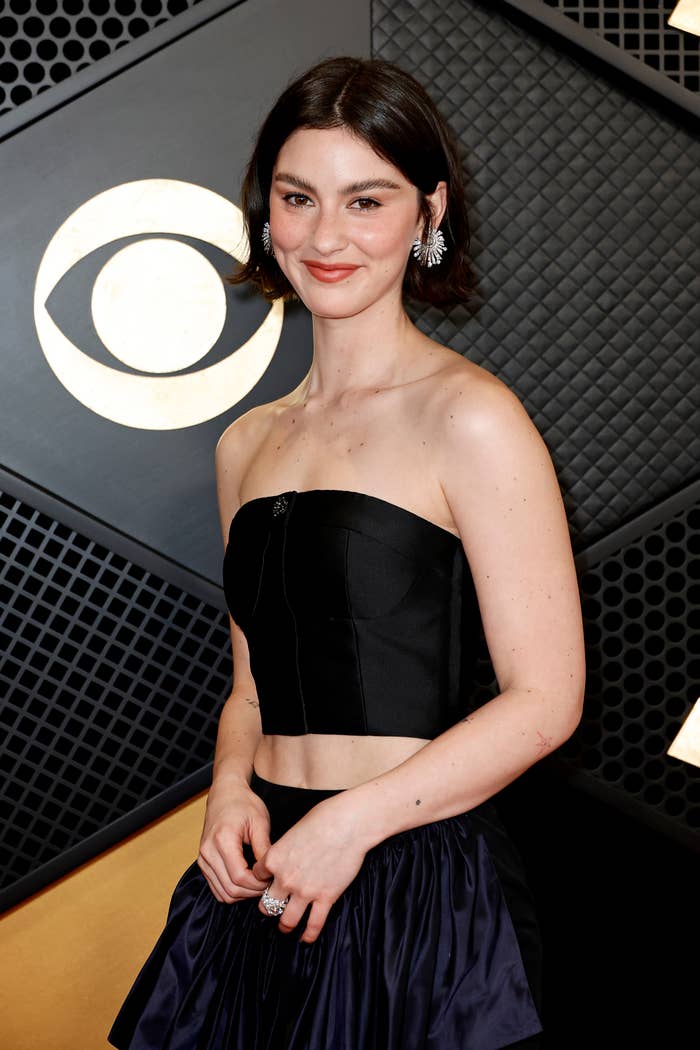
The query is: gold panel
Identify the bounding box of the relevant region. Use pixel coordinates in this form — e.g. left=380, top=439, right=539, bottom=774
left=0, top=794, right=208, bottom=1050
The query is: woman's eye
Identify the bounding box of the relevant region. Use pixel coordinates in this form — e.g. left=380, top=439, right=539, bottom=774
left=351, top=197, right=381, bottom=210
left=283, top=193, right=312, bottom=207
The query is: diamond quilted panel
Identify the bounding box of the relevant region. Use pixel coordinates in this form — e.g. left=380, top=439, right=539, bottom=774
left=373, top=0, right=700, bottom=555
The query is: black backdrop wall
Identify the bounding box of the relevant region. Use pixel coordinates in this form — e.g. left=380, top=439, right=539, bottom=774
left=1, top=1, right=699, bottom=1045
left=371, top=2, right=699, bottom=1044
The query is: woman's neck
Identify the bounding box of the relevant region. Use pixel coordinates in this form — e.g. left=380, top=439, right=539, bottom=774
left=301, top=297, right=420, bottom=405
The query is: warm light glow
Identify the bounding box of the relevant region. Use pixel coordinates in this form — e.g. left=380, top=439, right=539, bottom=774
left=668, top=1, right=700, bottom=36
left=667, top=698, right=700, bottom=768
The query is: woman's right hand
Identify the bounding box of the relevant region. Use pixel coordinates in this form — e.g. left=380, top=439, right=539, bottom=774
left=197, top=775, right=273, bottom=903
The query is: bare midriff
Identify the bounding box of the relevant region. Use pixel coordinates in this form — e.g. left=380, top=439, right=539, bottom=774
left=253, top=733, right=432, bottom=791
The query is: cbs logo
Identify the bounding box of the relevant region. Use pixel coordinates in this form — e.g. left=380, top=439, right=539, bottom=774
left=34, top=178, right=284, bottom=430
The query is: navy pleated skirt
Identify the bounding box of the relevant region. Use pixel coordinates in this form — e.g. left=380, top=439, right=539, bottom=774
left=108, top=771, right=543, bottom=1050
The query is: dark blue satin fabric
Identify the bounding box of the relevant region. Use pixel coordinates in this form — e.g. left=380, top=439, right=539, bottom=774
left=108, top=771, right=542, bottom=1050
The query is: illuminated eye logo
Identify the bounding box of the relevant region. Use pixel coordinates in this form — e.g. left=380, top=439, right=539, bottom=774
left=33, top=178, right=284, bottom=430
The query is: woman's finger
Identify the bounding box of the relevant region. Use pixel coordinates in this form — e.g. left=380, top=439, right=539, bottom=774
left=299, top=898, right=333, bottom=944
left=198, top=852, right=257, bottom=903
left=274, top=895, right=310, bottom=935
left=221, top=845, right=270, bottom=893
left=196, top=853, right=228, bottom=902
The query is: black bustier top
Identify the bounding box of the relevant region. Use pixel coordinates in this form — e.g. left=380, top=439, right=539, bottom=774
left=222, top=489, right=481, bottom=739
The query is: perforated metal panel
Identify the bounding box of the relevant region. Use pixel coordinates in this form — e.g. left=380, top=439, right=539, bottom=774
left=565, top=491, right=700, bottom=840
left=0, top=0, right=208, bottom=118
left=0, top=471, right=230, bottom=910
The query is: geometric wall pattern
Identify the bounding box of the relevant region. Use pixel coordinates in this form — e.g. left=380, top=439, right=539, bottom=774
left=375, top=0, right=700, bottom=850
left=0, top=475, right=230, bottom=911
left=0, top=0, right=210, bottom=118
left=1, top=0, right=698, bottom=914
left=376, top=1, right=700, bottom=558
left=565, top=491, right=700, bottom=844
left=543, top=0, right=700, bottom=93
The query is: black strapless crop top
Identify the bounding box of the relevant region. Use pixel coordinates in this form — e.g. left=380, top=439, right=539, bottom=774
left=222, top=489, right=481, bottom=739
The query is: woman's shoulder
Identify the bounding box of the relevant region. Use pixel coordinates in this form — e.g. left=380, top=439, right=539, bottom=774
left=417, top=342, right=541, bottom=471
left=215, top=396, right=286, bottom=461
left=418, top=339, right=521, bottom=417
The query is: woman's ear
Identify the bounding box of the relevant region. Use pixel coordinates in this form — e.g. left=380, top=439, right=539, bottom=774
left=426, top=180, right=448, bottom=230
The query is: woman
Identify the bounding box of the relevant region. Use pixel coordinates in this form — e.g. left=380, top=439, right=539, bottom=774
left=108, top=56, right=585, bottom=1050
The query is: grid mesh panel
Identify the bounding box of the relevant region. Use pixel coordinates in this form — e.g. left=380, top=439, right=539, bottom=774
left=0, top=486, right=231, bottom=893
left=0, top=0, right=208, bottom=117
left=543, top=0, right=700, bottom=93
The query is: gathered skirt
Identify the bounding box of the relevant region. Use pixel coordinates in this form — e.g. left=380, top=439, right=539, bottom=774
left=108, top=770, right=543, bottom=1050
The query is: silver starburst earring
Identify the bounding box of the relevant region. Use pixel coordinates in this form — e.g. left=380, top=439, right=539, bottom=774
left=411, top=225, right=447, bottom=267
left=262, top=220, right=275, bottom=257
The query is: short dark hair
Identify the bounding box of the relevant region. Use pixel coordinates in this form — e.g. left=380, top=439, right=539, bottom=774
left=225, top=56, right=474, bottom=307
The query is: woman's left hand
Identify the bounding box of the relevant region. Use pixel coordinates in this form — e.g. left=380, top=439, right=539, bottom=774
left=251, top=794, right=369, bottom=944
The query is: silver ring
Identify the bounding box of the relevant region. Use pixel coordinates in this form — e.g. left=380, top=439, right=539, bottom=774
left=261, top=882, right=290, bottom=916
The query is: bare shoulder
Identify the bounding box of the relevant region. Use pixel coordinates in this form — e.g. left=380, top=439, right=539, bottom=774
left=215, top=400, right=275, bottom=461
left=426, top=352, right=569, bottom=564
left=214, top=400, right=279, bottom=540
left=428, top=354, right=548, bottom=469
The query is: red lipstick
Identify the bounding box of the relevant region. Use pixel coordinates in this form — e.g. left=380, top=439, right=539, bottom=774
left=302, top=260, right=360, bottom=283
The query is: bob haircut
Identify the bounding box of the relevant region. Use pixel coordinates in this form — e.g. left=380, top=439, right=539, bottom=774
left=226, top=56, right=474, bottom=307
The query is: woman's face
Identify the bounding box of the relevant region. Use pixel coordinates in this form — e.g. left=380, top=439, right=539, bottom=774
left=268, top=125, right=445, bottom=319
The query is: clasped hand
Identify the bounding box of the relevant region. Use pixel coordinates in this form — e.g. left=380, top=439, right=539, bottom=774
left=198, top=779, right=368, bottom=944
left=252, top=796, right=368, bottom=943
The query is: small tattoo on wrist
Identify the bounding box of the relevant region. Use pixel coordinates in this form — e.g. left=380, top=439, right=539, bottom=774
left=244, top=697, right=259, bottom=709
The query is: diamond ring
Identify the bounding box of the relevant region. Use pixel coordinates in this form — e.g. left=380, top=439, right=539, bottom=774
left=261, top=882, right=290, bottom=916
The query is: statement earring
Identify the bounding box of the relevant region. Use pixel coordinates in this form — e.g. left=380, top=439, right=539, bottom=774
left=411, top=225, right=447, bottom=267
left=262, top=221, right=275, bottom=257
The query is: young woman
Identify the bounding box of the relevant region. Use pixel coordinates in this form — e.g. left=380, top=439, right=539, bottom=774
left=108, top=56, right=585, bottom=1050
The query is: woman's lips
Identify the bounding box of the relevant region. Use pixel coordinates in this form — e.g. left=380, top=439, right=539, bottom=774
left=302, top=261, right=360, bottom=283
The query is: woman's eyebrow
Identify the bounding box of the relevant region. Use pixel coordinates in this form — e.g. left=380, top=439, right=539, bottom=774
left=274, top=172, right=402, bottom=194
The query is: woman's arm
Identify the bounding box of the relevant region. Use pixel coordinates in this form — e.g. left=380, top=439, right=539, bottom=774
left=196, top=414, right=273, bottom=903
left=209, top=415, right=265, bottom=788
left=342, top=369, right=586, bottom=848
left=210, top=660, right=263, bottom=789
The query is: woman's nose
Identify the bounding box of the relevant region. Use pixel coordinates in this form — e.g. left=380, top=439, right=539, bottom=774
left=310, top=210, right=347, bottom=255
